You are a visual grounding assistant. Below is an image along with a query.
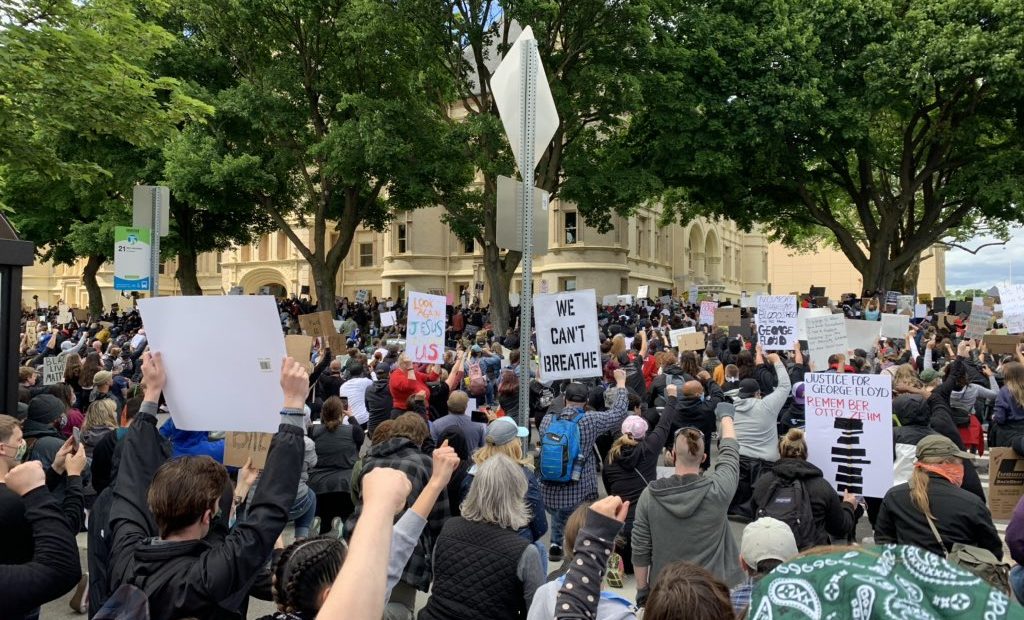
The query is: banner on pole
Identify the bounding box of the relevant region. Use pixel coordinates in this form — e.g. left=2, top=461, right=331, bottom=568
left=113, top=227, right=152, bottom=291
left=407, top=292, right=446, bottom=363
left=534, top=289, right=601, bottom=381
left=805, top=372, right=894, bottom=498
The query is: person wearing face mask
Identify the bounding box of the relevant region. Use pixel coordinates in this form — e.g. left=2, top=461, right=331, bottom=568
left=875, top=435, right=1001, bottom=560
left=21, top=394, right=69, bottom=471
left=0, top=414, right=88, bottom=619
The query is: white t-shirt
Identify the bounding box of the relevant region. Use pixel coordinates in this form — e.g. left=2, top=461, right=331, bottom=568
left=339, top=377, right=374, bottom=425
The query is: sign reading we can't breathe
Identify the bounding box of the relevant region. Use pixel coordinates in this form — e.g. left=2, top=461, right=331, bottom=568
left=534, top=289, right=601, bottom=381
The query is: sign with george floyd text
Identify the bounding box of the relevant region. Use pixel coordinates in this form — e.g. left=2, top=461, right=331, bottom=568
left=534, top=289, right=601, bottom=381
left=756, top=295, right=797, bottom=350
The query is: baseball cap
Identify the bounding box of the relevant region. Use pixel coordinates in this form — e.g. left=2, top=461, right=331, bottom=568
left=485, top=417, right=529, bottom=446
left=737, top=378, right=761, bottom=399
left=740, top=517, right=798, bottom=567
left=621, top=415, right=648, bottom=440
left=916, top=434, right=972, bottom=461
left=93, top=370, right=113, bottom=386
left=791, top=382, right=805, bottom=405
left=564, top=383, right=589, bottom=403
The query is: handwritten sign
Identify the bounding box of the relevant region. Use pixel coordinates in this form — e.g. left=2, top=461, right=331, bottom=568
left=676, top=331, right=706, bottom=351
left=355, top=289, right=369, bottom=303
left=846, top=319, right=882, bottom=352
left=43, top=356, right=67, bottom=386
left=699, top=301, right=717, bottom=326
left=1001, top=284, right=1024, bottom=334
left=407, top=291, right=446, bottom=363
left=534, top=289, right=601, bottom=380
left=716, top=307, right=741, bottom=327
left=896, top=295, right=915, bottom=314
left=223, top=432, right=273, bottom=469
left=756, top=295, right=797, bottom=350
left=805, top=373, right=893, bottom=498
left=966, top=306, right=993, bottom=341
left=879, top=313, right=908, bottom=339
left=298, top=311, right=337, bottom=338
left=806, top=313, right=848, bottom=371
left=637, top=285, right=649, bottom=299
left=796, top=307, right=830, bottom=341
left=381, top=310, right=397, bottom=327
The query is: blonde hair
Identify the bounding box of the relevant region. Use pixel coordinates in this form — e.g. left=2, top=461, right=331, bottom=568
left=473, top=436, right=531, bottom=467
left=909, top=455, right=959, bottom=520
left=779, top=428, right=807, bottom=460
left=892, top=364, right=923, bottom=391
left=607, top=434, right=638, bottom=465
left=84, top=398, right=118, bottom=432
left=1005, top=362, right=1024, bottom=409
left=609, top=334, right=626, bottom=358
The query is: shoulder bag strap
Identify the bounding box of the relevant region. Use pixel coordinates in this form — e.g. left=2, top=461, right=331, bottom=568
left=633, top=467, right=650, bottom=486
left=923, top=511, right=948, bottom=558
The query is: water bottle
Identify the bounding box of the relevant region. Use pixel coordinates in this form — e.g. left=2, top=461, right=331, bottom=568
left=570, top=453, right=585, bottom=481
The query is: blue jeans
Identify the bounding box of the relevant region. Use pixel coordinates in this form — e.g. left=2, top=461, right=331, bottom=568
left=1011, top=565, right=1024, bottom=603
left=548, top=506, right=576, bottom=547
left=290, top=490, right=317, bottom=538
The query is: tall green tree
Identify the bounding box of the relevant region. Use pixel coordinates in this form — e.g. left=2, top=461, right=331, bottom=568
left=419, top=1, right=659, bottom=332
left=624, top=0, right=1024, bottom=293
left=180, top=0, right=474, bottom=309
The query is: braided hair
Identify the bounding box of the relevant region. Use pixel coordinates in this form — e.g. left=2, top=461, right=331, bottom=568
left=272, top=536, right=347, bottom=618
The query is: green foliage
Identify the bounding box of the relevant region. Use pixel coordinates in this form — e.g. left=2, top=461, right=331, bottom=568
left=622, top=0, right=1024, bottom=290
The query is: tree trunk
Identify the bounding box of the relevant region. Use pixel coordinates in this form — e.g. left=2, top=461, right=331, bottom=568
left=483, top=243, right=519, bottom=335
left=312, top=259, right=338, bottom=312
left=890, top=261, right=920, bottom=296
left=82, top=254, right=105, bottom=318
left=175, top=248, right=203, bottom=296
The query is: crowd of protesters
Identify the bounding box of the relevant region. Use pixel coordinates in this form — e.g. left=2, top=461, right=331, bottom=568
left=3, top=289, right=1024, bottom=619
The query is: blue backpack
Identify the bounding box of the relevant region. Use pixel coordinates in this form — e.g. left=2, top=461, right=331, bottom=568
left=540, top=410, right=585, bottom=483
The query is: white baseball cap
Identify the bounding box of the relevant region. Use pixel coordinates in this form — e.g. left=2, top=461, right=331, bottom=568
left=740, top=517, right=798, bottom=567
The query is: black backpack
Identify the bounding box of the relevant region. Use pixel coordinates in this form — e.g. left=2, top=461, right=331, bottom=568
left=755, top=477, right=817, bottom=550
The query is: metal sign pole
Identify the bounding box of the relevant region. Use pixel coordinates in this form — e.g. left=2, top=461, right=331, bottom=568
left=149, top=188, right=161, bottom=298
left=517, top=38, right=538, bottom=449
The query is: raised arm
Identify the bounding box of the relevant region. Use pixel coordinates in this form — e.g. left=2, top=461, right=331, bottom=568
left=555, top=497, right=628, bottom=620
left=591, top=369, right=629, bottom=433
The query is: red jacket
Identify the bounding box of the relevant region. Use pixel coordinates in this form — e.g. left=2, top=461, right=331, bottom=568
left=389, top=368, right=434, bottom=411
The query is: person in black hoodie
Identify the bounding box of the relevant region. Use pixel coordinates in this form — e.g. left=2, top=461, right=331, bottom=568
left=366, top=363, right=394, bottom=438
left=106, top=353, right=309, bottom=620
left=751, top=428, right=857, bottom=548
left=669, top=374, right=725, bottom=470
left=647, top=352, right=694, bottom=410
left=602, top=384, right=679, bottom=573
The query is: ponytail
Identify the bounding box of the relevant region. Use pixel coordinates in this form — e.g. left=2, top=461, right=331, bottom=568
left=607, top=434, right=638, bottom=465
left=779, top=428, right=808, bottom=460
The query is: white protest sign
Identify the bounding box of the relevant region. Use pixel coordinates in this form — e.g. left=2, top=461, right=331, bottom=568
left=668, top=327, right=695, bottom=346
left=741, top=293, right=755, bottom=309
left=355, top=289, right=369, bottom=303
left=138, top=296, right=286, bottom=433
left=534, top=289, right=601, bottom=381
left=804, top=373, right=894, bottom=498
left=617, top=295, right=633, bottom=306
left=406, top=292, right=446, bottom=363
left=43, top=356, right=67, bottom=385
left=637, top=285, right=649, bottom=299
left=896, top=295, right=915, bottom=314
left=846, top=319, right=882, bottom=352
left=914, top=304, right=928, bottom=319
left=879, top=313, right=909, bottom=339
left=806, top=313, right=848, bottom=371
left=1000, top=284, right=1024, bottom=334
left=380, top=310, right=397, bottom=327
left=796, top=307, right=830, bottom=340
left=756, top=295, right=797, bottom=350
left=966, top=306, right=993, bottom=341
left=689, top=285, right=699, bottom=303
left=602, top=294, right=618, bottom=307
left=699, top=301, right=717, bottom=326
left=57, top=303, right=71, bottom=325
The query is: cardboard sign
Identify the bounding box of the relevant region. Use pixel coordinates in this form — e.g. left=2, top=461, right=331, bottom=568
left=677, top=331, right=706, bottom=351
left=918, top=293, right=932, bottom=303
left=716, top=307, right=741, bottom=327
left=328, top=333, right=348, bottom=355
left=298, top=311, right=337, bottom=338
left=879, top=313, right=908, bottom=339
left=43, top=356, right=67, bottom=386
left=1001, top=284, right=1024, bottom=334
left=989, top=448, right=1024, bottom=520
left=25, top=321, right=38, bottom=343
left=757, top=295, right=798, bottom=350
left=984, top=334, right=1022, bottom=356
left=138, top=296, right=287, bottom=433
left=284, top=335, right=314, bottom=372
left=381, top=310, right=397, bottom=327
left=966, top=306, right=993, bottom=341
left=72, top=308, right=88, bottom=321
left=805, top=373, right=894, bottom=498
left=845, top=319, right=882, bottom=352
left=223, top=431, right=274, bottom=469
left=699, top=301, right=717, bottom=326
left=805, top=313, right=848, bottom=371
left=533, top=289, right=601, bottom=380
left=407, top=291, right=446, bottom=363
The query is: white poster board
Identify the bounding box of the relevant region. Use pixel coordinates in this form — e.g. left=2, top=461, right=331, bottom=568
left=602, top=294, right=618, bottom=307
left=880, top=313, right=909, bottom=339
left=406, top=292, right=446, bottom=363
left=756, top=295, right=797, bottom=350
left=806, top=313, right=848, bottom=371
left=637, top=285, right=649, bottom=299
left=1001, top=284, right=1024, bottom=334
left=533, top=289, right=602, bottom=381
left=741, top=293, right=755, bottom=309
left=804, top=373, right=894, bottom=498
left=138, top=296, right=286, bottom=433
left=380, top=310, right=397, bottom=327
left=796, top=307, right=830, bottom=340
left=699, top=301, right=718, bottom=326
left=43, top=356, right=67, bottom=386
left=846, top=319, right=882, bottom=352
left=689, top=285, right=699, bottom=303
left=913, top=304, right=928, bottom=319
left=896, top=295, right=915, bottom=314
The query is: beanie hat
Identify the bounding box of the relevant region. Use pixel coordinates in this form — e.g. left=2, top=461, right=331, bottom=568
left=27, top=394, right=65, bottom=425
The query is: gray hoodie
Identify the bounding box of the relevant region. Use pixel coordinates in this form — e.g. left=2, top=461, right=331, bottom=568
left=631, top=437, right=744, bottom=587
left=732, top=362, right=790, bottom=461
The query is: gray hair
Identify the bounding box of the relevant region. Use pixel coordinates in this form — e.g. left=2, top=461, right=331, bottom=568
left=460, top=454, right=530, bottom=530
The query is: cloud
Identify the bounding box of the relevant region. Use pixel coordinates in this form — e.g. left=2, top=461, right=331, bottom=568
left=944, top=227, right=1023, bottom=292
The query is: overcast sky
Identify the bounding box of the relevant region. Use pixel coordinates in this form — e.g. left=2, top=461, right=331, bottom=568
left=944, top=226, right=1023, bottom=292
